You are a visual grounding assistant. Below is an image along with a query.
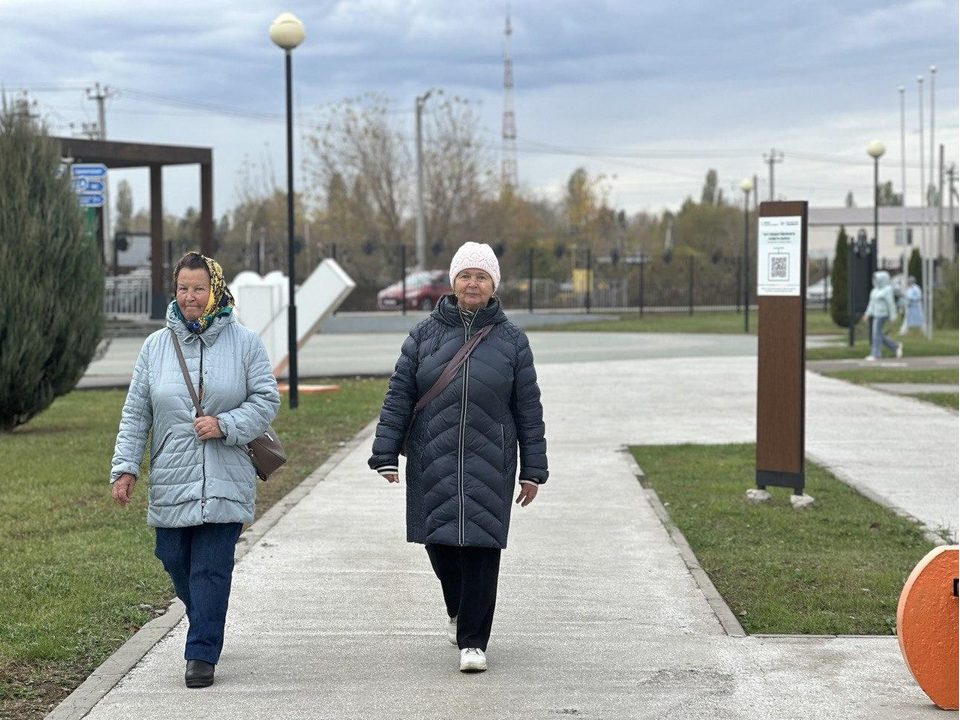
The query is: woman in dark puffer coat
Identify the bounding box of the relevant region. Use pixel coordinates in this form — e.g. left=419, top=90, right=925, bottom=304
left=369, top=241, right=548, bottom=673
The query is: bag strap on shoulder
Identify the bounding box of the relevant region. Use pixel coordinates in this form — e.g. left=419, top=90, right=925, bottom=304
left=413, top=324, right=493, bottom=414
left=168, top=328, right=203, bottom=416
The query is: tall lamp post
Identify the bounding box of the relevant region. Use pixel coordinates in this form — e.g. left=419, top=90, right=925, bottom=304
left=415, top=89, right=441, bottom=271
left=867, top=140, right=885, bottom=272
left=270, top=12, right=305, bottom=410
left=740, top=177, right=754, bottom=333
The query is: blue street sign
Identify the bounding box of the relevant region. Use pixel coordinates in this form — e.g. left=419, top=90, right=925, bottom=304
left=84, top=180, right=105, bottom=192
left=71, top=163, right=107, bottom=178
left=78, top=194, right=105, bottom=207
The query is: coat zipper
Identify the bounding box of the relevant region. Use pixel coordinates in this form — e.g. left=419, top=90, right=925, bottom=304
left=199, top=342, right=207, bottom=515
left=457, top=310, right=477, bottom=546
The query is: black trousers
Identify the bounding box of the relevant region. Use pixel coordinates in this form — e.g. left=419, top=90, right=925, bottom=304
left=425, top=544, right=501, bottom=651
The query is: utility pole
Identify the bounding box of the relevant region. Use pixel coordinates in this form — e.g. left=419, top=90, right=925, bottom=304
left=763, top=149, right=784, bottom=201
left=85, top=83, right=115, bottom=140
left=415, top=90, right=434, bottom=271
left=899, top=86, right=908, bottom=279
left=948, top=164, right=958, bottom=262
left=917, top=75, right=929, bottom=336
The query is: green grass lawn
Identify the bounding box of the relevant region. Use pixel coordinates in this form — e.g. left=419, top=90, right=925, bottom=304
left=537, top=309, right=843, bottom=335
left=0, top=378, right=387, bottom=720
left=631, top=443, right=937, bottom=635
left=912, top=393, right=960, bottom=411
left=820, top=368, right=959, bottom=385
left=806, top=329, right=958, bottom=361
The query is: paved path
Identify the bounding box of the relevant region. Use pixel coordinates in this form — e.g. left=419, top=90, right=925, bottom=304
left=79, top=332, right=761, bottom=388
left=75, top=353, right=956, bottom=720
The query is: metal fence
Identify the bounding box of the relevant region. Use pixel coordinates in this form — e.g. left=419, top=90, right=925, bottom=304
left=314, top=243, right=834, bottom=314
left=104, top=271, right=151, bottom=319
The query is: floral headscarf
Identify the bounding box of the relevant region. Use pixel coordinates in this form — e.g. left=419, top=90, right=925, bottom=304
left=173, top=253, right=235, bottom=334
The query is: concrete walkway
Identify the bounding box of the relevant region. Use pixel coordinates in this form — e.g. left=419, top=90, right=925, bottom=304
left=73, top=352, right=956, bottom=719
left=79, top=332, right=761, bottom=388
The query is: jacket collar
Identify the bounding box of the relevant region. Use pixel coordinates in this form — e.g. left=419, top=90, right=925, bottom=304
left=432, top=294, right=507, bottom=329
left=166, top=301, right=235, bottom=346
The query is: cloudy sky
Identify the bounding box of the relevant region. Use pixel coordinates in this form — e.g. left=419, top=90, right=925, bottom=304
left=2, top=0, right=957, bottom=220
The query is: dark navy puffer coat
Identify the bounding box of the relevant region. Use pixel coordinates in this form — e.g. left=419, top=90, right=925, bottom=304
left=368, top=295, right=548, bottom=549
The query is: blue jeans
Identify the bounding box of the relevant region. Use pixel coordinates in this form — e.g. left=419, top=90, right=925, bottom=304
left=154, top=522, right=243, bottom=665
left=870, top=317, right=899, bottom=358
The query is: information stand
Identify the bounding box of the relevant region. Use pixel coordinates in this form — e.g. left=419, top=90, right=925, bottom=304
left=755, top=201, right=808, bottom=494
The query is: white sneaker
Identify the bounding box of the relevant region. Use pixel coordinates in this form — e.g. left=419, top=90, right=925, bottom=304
left=896, top=344, right=903, bottom=359
left=446, top=616, right=457, bottom=646
left=864, top=356, right=877, bottom=362
left=459, top=648, right=487, bottom=673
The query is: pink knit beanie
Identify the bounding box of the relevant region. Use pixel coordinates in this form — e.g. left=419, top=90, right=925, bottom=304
left=449, top=242, right=501, bottom=291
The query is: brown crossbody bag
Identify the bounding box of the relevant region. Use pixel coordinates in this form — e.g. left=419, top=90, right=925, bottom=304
left=169, top=328, right=286, bottom=481
left=400, top=324, right=493, bottom=457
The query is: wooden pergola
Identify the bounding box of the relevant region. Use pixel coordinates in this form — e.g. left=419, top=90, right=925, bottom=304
left=55, top=137, right=213, bottom=319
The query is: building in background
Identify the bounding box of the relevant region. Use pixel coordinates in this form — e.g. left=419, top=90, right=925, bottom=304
left=807, top=207, right=958, bottom=265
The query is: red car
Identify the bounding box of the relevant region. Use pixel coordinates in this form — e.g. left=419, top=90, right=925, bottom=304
left=376, top=269, right=452, bottom=311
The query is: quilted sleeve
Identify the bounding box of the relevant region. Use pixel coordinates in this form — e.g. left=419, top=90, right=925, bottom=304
left=110, top=340, right=154, bottom=482
left=510, top=331, right=548, bottom=484
left=216, top=334, right=281, bottom=447
left=368, top=330, right=420, bottom=470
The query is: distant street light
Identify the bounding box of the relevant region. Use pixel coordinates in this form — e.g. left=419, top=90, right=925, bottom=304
left=270, top=12, right=305, bottom=409
left=867, top=140, right=886, bottom=274
left=415, top=89, right=442, bottom=271
left=740, top=177, right=754, bottom=333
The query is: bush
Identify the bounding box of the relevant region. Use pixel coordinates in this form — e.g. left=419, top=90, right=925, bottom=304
left=0, top=110, right=103, bottom=431
left=934, top=261, right=958, bottom=330
left=830, top=226, right=850, bottom=327
left=908, top=247, right=922, bottom=282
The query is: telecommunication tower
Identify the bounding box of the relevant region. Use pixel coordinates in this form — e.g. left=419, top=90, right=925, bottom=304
left=501, top=8, right=518, bottom=189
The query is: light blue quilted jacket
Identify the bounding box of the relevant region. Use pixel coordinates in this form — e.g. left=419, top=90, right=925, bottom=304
left=110, top=303, right=281, bottom=527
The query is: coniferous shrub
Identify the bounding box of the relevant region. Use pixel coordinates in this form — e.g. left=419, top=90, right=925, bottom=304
left=830, top=226, right=850, bottom=327
left=934, top=261, right=958, bottom=330
left=908, top=247, right=922, bottom=283
left=0, top=108, right=103, bottom=431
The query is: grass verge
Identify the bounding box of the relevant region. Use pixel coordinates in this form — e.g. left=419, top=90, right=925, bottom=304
left=806, top=329, right=958, bottom=361
left=535, top=309, right=841, bottom=335
left=0, top=377, right=387, bottom=720
left=912, top=393, right=960, bottom=411
left=630, top=443, right=936, bottom=635
left=820, top=368, right=958, bottom=385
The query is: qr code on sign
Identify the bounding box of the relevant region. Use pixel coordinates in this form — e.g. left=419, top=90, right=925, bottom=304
left=769, top=254, right=789, bottom=281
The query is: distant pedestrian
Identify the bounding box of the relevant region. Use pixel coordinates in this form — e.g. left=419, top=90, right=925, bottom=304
left=862, top=270, right=902, bottom=361
left=110, top=252, right=280, bottom=688
left=369, top=241, right=548, bottom=673
left=899, top=275, right=925, bottom=335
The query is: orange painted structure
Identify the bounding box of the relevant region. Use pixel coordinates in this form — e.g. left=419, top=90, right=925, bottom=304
left=896, top=546, right=959, bottom=710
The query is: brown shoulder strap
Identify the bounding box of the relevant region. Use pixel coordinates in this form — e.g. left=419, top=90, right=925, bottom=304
left=168, top=328, right=203, bottom=416
left=414, top=324, right=493, bottom=414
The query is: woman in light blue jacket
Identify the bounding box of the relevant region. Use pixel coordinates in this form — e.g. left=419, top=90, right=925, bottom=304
left=110, top=252, right=280, bottom=688
left=862, top=270, right=903, bottom=361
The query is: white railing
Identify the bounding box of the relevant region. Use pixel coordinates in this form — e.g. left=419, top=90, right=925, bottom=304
left=104, top=272, right=151, bottom=319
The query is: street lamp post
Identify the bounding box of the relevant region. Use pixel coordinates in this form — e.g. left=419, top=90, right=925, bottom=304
left=270, top=12, right=305, bottom=410
left=740, top=177, right=754, bottom=333
left=415, top=89, right=442, bottom=271
left=867, top=140, right=886, bottom=271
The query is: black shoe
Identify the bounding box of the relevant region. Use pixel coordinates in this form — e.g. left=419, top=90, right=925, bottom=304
left=185, top=660, right=215, bottom=688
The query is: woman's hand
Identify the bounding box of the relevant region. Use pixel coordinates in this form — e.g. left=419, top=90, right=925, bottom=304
left=516, top=483, right=538, bottom=507
left=194, top=416, right=224, bottom=441
left=384, top=473, right=400, bottom=484
left=112, top=473, right=136, bottom=507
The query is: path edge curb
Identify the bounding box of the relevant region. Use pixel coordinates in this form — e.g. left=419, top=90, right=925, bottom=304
left=620, top=447, right=748, bottom=638
left=44, top=417, right=379, bottom=720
